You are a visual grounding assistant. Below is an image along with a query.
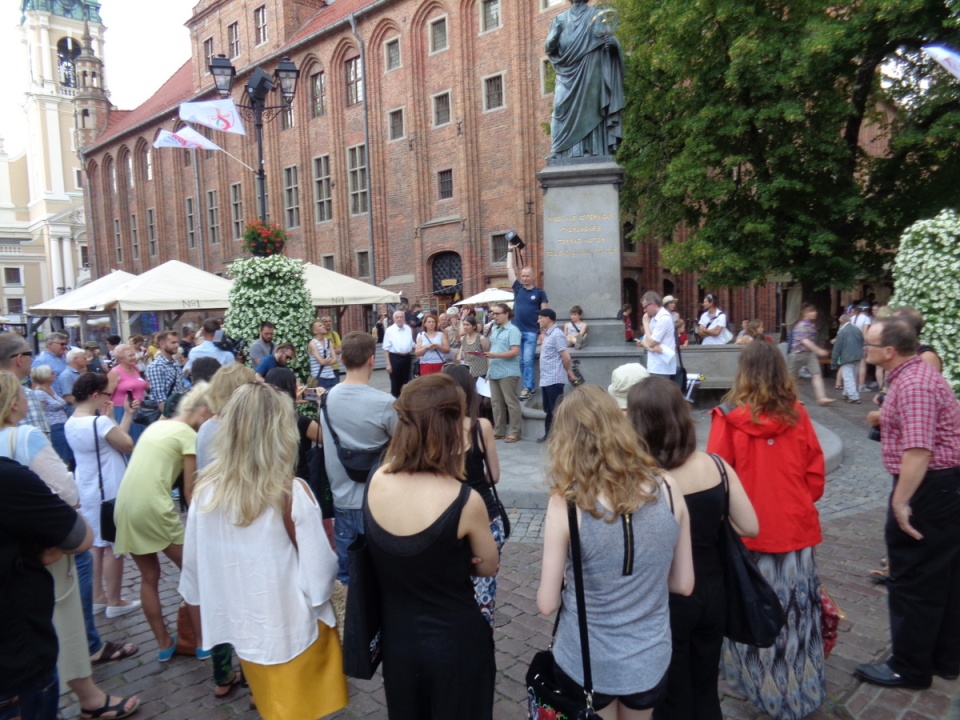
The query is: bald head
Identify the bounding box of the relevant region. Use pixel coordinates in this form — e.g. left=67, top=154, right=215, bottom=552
left=519, top=266, right=535, bottom=288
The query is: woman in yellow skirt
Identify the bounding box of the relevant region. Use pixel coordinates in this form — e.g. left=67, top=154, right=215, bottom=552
left=179, top=382, right=347, bottom=720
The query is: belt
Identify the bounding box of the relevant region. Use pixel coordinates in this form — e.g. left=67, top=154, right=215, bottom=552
left=388, top=351, right=414, bottom=358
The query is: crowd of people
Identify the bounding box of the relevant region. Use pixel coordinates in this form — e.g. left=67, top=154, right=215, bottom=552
left=3, top=270, right=958, bottom=720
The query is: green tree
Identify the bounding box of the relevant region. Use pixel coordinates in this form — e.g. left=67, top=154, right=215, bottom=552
left=615, top=0, right=960, bottom=297
left=224, top=255, right=314, bottom=380
left=890, top=208, right=960, bottom=392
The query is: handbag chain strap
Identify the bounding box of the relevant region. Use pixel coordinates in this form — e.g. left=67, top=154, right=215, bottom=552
left=93, top=415, right=106, bottom=503
left=567, top=501, right=596, bottom=711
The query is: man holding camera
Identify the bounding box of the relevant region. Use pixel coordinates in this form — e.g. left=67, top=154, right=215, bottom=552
left=506, top=242, right=548, bottom=401
left=183, top=319, right=236, bottom=373
left=855, top=317, right=960, bottom=690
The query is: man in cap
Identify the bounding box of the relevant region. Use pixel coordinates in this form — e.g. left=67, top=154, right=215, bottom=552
left=536, top=309, right=576, bottom=443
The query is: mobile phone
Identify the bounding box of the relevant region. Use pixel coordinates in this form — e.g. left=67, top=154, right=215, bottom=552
left=466, top=351, right=485, bottom=357
left=125, top=390, right=134, bottom=404
left=303, top=388, right=317, bottom=398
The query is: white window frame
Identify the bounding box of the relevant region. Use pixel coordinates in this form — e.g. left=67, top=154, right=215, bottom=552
left=228, top=22, right=240, bottom=59
left=384, top=36, right=402, bottom=72
left=345, top=56, right=364, bottom=106
left=429, top=16, right=449, bottom=55
left=203, top=37, right=215, bottom=73
left=432, top=90, right=452, bottom=128
left=3, top=266, right=23, bottom=286
left=482, top=72, right=506, bottom=112
left=387, top=107, right=405, bottom=142
left=284, top=165, right=300, bottom=229
left=254, top=6, right=268, bottom=46
left=480, top=0, right=501, bottom=34
left=310, top=71, right=326, bottom=118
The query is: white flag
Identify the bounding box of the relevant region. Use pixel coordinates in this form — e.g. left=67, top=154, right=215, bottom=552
left=179, top=98, right=246, bottom=136
left=153, top=127, right=221, bottom=151
left=924, top=45, right=960, bottom=81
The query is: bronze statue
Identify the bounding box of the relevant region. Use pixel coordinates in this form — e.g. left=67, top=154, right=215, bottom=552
left=545, top=0, right=625, bottom=162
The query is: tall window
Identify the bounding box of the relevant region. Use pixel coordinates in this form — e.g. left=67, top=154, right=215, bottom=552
left=254, top=6, right=267, bottom=45
left=230, top=183, right=243, bottom=239
left=321, top=254, right=335, bottom=271
left=280, top=105, right=294, bottom=131
left=347, top=144, right=368, bottom=216
left=284, top=166, right=300, bottom=228
left=185, top=197, right=196, bottom=248
left=491, top=233, right=509, bottom=262
left=126, top=155, right=134, bottom=188
left=130, top=214, right=139, bottom=259
left=207, top=190, right=220, bottom=245
left=228, top=22, right=240, bottom=58
left=109, top=163, right=117, bottom=192
left=433, top=92, right=451, bottom=126
left=143, top=149, right=153, bottom=181
left=357, top=251, right=370, bottom=277
left=310, top=71, right=326, bottom=118
left=438, top=169, right=453, bottom=199
left=388, top=109, right=404, bottom=141
left=114, top=218, right=122, bottom=262
left=147, top=208, right=157, bottom=256
left=481, top=0, right=501, bottom=32
left=430, top=17, right=448, bottom=53
left=313, top=155, right=332, bottom=222
left=484, top=74, right=505, bottom=110
left=203, top=38, right=215, bottom=70
left=183, top=149, right=191, bottom=167
left=385, top=38, right=401, bottom=71
left=346, top=57, right=363, bottom=106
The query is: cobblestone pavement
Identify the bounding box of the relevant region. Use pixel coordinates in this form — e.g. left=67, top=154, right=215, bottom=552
left=63, top=379, right=960, bottom=719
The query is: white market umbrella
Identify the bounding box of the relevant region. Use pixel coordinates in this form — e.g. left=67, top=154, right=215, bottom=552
left=455, top=288, right=515, bottom=306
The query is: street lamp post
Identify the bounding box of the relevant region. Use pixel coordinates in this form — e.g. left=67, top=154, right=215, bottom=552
left=209, top=55, right=300, bottom=224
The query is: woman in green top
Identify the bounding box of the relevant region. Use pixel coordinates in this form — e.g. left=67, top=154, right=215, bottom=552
left=114, top=382, right=213, bottom=662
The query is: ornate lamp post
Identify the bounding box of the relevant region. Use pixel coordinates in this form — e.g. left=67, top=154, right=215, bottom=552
left=209, top=54, right=300, bottom=223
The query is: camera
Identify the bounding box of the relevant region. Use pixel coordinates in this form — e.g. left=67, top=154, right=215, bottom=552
left=213, top=329, right=248, bottom=358
left=868, top=392, right=885, bottom=441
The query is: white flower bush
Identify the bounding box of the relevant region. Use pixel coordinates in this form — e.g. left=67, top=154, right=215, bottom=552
left=890, top=208, right=960, bottom=394
left=225, top=255, right=315, bottom=379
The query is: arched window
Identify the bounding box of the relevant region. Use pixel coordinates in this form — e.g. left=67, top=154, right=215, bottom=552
left=431, top=252, right=462, bottom=295
left=142, top=148, right=153, bottom=181
left=57, top=37, right=81, bottom=88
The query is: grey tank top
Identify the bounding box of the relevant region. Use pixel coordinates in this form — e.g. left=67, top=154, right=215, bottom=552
left=553, top=482, right=679, bottom=695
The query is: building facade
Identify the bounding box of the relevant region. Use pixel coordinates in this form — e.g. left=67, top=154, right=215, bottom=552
left=0, top=0, right=100, bottom=324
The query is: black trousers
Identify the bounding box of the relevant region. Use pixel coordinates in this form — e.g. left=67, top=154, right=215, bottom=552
left=541, top=383, right=565, bottom=437
left=886, top=466, right=960, bottom=682
left=388, top=353, right=413, bottom=398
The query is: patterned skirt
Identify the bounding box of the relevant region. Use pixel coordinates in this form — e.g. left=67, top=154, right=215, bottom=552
left=472, top=514, right=506, bottom=626
left=721, top=547, right=825, bottom=720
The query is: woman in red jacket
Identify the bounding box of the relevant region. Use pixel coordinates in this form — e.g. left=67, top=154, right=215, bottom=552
left=707, top=340, right=826, bottom=720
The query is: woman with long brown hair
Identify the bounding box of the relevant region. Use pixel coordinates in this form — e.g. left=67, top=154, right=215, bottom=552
left=707, top=340, right=826, bottom=720
left=628, top=377, right=758, bottom=720
left=537, top=384, right=694, bottom=720
left=364, top=373, right=498, bottom=719
left=413, top=313, right=449, bottom=376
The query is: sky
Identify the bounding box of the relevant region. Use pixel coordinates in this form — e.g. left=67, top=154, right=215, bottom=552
left=0, top=0, right=197, bottom=155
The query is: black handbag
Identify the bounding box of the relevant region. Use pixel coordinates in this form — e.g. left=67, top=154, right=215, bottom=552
left=525, top=502, right=600, bottom=720
left=341, top=532, right=383, bottom=679
left=93, top=416, right=118, bottom=543
left=673, top=325, right=688, bottom=393
left=709, top=453, right=786, bottom=648
left=475, top=421, right=511, bottom=540
left=133, top=374, right=178, bottom=426
left=306, top=439, right=334, bottom=520
left=320, top=393, right=386, bottom=484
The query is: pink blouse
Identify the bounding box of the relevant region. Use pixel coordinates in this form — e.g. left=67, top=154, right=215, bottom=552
left=111, top=365, right=148, bottom=405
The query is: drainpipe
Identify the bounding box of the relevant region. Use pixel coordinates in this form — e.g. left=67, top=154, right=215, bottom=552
left=350, top=13, right=377, bottom=330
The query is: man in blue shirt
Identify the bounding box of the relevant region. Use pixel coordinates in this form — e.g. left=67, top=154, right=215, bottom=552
left=507, top=246, right=548, bottom=401
left=183, top=320, right=236, bottom=375
left=486, top=303, right=522, bottom=442
left=31, top=333, right=69, bottom=395
left=255, top=343, right=295, bottom=381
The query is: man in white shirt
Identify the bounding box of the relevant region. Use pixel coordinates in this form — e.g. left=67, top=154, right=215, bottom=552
left=852, top=302, right=874, bottom=391
left=639, top=292, right=678, bottom=385
left=382, top=311, right=415, bottom=398
left=698, top=293, right=731, bottom=345
left=183, top=319, right=236, bottom=375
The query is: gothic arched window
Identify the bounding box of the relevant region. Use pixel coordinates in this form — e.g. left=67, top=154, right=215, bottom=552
left=57, top=37, right=81, bottom=88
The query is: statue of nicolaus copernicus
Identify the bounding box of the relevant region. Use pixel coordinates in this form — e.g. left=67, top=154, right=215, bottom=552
left=545, top=0, right=625, bottom=162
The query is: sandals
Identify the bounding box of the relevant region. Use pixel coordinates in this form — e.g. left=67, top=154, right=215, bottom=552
left=80, top=696, right=140, bottom=720
left=215, top=671, right=243, bottom=699
left=870, top=557, right=889, bottom=585
left=91, top=641, right=139, bottom=665
left=505, top=436, right=519, bottom=443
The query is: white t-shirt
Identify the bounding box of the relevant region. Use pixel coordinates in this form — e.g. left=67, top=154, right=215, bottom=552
left=64, top=415, right=128, bottom=545
left=699, top=310, right=730, bottom=345
left=852, top=313, right=872, bottom=330
left=646, top=307, right=677, bottom=375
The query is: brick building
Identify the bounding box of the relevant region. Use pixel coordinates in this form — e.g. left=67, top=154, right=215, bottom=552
left=77, top=0, right=793, bottom=337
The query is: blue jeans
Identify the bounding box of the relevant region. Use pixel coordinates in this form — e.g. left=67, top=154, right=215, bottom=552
left=316, top=376, right=338, bottom=392
left=520, top=331, right=538, bottom=391
left=74, top=550, right=104, bottom=656
left=333, top=507, right=365, bottom=585
left=0, top=669, right=59, bottom=720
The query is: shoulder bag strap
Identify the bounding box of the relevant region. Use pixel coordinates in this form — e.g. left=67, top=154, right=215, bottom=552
left=662, top=477, right=675, bottom=514
left=475, top=421, right=506, bottom=508
left=93, top=416, right=106, bottom=503
left=319, top=391, right=343, bottom=451
left=567, top=501, right=596, bottom=709
left=708, top=453, right=730, bottom=520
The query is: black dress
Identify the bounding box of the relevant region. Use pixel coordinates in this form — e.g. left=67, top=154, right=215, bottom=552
left=364, top=483, right=495, bottom=719
left=654, top=481, right=726, bottom=720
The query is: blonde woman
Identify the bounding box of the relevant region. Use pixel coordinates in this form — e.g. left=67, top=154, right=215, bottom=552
left=105, top=344, right=148, bottom=442
left=180, top=383, right=347, bottom=720
left=308, top=319, right=339, bottom=391
left=537, top=385, right=694, bottom=720
left=29, top=364, right=73, bottom=465
left=113, top=383, right=213, bottom=662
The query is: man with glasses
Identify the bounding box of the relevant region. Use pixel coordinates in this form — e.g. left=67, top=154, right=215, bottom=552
left=255, top=342, right=296, bottom=382
left=855, top=317, right=960, bottom=690
left=637, top=291, right=678, bottom=387
left=485, top=303, right=522, bottom=442
left=31, top=333, right=69, bottom=395
left=0, top=332, right=50, bottom=437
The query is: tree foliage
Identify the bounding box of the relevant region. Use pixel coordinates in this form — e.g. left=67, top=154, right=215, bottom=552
left=890, top=208, right=960, bottom=393
left=615, top=0, right=960, bottom=293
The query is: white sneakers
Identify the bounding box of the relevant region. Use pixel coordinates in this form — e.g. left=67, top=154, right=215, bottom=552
left=104, top=600, right=142, bottom=619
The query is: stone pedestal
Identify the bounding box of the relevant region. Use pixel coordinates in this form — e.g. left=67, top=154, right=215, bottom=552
left=537, top=160, right=625, bottom=346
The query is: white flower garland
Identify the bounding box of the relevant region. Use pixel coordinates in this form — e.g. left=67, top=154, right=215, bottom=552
left=890, top=208, right=960, bottom=394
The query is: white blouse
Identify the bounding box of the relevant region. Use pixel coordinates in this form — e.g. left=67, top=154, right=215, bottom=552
left=179, top=478, right=338, bottom=665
